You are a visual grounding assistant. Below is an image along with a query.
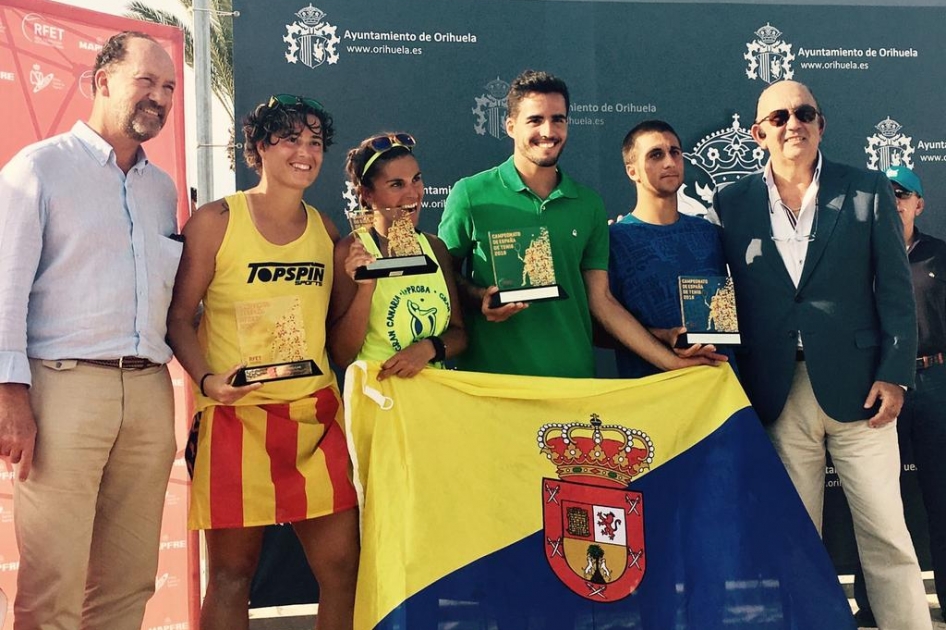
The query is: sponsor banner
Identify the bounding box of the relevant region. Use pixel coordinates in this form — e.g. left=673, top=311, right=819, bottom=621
left=233, top=0, right=946, bottom=239
left=0, top=1, right=195, bottom=627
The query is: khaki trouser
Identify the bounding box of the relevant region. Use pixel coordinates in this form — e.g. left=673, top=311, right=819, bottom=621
left=14, top=359, right=175, bottom=630
left=768, top=361, right=931, bottom=630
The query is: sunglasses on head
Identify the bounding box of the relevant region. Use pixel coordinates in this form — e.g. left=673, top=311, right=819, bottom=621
left=755, top=104, right=821, bottom=127
left=362, top=133, right=417, bottom=177
left=268, top=93, right=324, bottom=112
left=892, top=187, right=917, bottom=200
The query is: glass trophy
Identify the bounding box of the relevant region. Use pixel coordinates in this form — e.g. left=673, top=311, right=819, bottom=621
left=230, top=296, right=322, bottom=386
left=488, top=226, right=567, bottom=308
left=345, top=206, right=438, bottom=279
left=676, top=275, right=741, bottom=346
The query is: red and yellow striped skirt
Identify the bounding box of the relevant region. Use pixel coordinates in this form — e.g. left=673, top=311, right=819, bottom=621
left=188, top=386, right=357, bottom=529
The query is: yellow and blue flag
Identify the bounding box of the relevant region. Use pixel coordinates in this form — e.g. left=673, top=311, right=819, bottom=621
left=344, top=362, right=855, bottom=630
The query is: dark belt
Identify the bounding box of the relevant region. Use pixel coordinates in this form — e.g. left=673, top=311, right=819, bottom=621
left=75, top=357, right=162, bottom=370
left=916, top=352, right=945, bottom=370
left=795, top=349, right=805, bottom=362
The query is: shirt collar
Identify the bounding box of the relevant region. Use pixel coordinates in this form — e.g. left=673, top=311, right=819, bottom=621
left=763, top=151, right=822, bottom=216
left=71, top=120, right=150, bottom=172
left=762, top=151, right=823, bottom=193
left=497, top=155, right=577, bottom=199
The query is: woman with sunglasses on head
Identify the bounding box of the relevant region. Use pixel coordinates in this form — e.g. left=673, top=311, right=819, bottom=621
left=167, top=95, right=358, bottom=630
left=328, top=132, right=467, bottom=379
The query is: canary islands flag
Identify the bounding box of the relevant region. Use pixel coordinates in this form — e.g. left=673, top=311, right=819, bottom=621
left=344, top=362, right=855, bottom=630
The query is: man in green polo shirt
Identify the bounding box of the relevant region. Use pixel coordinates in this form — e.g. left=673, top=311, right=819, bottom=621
left=438, top=69, right=723, bottom=377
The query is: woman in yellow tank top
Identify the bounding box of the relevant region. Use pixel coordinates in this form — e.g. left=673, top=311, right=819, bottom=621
left=167, top=96, right=358, bottom=630
left=329, top=133, right=467, bottom=376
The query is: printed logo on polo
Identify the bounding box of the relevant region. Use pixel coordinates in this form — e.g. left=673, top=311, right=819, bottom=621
left=22, top=13, right=65, bottom=48
left=246, top=262, right=325, bottom=285
left=473, top=77, right=509, bottom=140
left=284, top=4, right=340, bottom=69
left=865, top=116, right=914, bottom=170
left=745, top=23, right=794, bottom=84
left=683, top=114, right=766, bottom=215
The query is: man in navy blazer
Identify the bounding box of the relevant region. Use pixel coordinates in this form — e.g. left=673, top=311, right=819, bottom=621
left=714, top=80, right=930, bottom=630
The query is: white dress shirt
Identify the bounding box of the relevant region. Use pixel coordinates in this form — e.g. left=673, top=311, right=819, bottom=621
left=0, top=121, right=181, bottom=385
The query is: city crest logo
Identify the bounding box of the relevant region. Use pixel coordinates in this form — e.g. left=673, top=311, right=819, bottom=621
left=865, top=116, right=914, bottom=170
left=682, top=114, right=766, bottom=217
left=539, top=414, right=654, bottom=601
left=745, top=23, right=794, bottom=84
left=284, top=4, right=340, bottom=69
left=472, top=77, right=509, bottom=140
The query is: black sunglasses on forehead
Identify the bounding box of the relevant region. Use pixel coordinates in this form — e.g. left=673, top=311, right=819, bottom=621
left=268, top=93, right=324, bottom=112
left=755, top=104, right=821, bottom=127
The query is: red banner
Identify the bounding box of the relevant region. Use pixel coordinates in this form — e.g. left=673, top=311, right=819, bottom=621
left=0, top=1, right=195, bottom=628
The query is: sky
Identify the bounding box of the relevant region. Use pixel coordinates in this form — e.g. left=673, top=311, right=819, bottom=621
left=63, top=0, right=238, bottom=199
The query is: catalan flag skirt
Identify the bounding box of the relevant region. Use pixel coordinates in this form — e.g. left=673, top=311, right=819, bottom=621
left=344, top=362, right=856, bottom=630
left=189, top=385, right=357, bottom=530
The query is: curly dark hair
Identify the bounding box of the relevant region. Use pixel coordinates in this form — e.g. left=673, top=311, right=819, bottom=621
left=344, top=132, right=414, bottom=196
left=242, top=96, right=335, bottom=172
left=92, top=31, right=157, bottom=95
left=506, top=69, right=570, bottom=120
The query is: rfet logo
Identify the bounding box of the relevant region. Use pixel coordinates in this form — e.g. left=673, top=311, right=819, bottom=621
left=538, top=414, right=654, bottom=601
left=22, top=13, right=65, bottom=48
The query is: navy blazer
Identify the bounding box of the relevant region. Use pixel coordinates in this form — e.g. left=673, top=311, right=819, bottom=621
left=713, top=158, right=917, bottom=425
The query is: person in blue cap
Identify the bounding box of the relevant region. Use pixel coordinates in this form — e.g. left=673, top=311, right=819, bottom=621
left=852, top=164, right=946, bottom=626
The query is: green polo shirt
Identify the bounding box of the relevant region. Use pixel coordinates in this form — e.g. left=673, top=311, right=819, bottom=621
left=438, top=156, right=609, bottom=377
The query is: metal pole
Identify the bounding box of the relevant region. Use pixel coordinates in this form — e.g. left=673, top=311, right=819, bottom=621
left=193, top=0, right=213, bottom=209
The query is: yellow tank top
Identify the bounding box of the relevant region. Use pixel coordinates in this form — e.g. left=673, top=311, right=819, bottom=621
left=196, top=191, right=336, bottom=411
left=355, top=230, right=451, bottom=366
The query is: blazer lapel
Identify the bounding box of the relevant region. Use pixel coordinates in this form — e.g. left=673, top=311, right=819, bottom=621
left=798, top=160, right=847, bottom=290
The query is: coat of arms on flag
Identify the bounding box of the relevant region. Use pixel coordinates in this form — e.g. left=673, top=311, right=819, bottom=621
left=539, top=414, right=654, bottom=601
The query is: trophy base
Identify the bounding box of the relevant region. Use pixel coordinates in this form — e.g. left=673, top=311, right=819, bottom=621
left=354, top=254, right=438, bottom=280
left=678, top=331, right=741, bottom=347
left=231, top=360, right=322, bottom=386
left=489, top=284, right=568, bottom=308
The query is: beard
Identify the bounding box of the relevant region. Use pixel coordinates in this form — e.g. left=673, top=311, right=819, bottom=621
left=521, top=138, right=564, bottom=168
left=122, top=101, right=166, bottom=142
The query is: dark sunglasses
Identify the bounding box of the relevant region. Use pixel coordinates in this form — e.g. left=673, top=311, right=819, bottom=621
left=893, top=187, right=917, bottom=200
left=362, top=133, right=416, bottom=176
left=268, top=93, right=324, bottom=112
left=755, top=104, right=821, bottom=127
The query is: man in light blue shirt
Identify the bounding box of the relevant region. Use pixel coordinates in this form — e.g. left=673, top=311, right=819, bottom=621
left=0, top=31, right=182, bottom=630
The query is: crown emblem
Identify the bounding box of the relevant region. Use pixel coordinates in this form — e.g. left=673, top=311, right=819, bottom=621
left=538, top=414, right=654, bottom=487
left=685, top=114, right=765, bottom=203
left=754, top=23, right=782, bottom=45
left=485, top=77, right=509, bottom=100
left=295, top=4, right=325, bottom=25
left=875, top=116, right=903, bottom=138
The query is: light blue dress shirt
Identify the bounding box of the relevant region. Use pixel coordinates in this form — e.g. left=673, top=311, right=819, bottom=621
left=0, top=121, right=182, bottom=385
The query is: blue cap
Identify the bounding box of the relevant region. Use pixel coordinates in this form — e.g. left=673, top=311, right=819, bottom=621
left=885, top=165, right=924, bottom=198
